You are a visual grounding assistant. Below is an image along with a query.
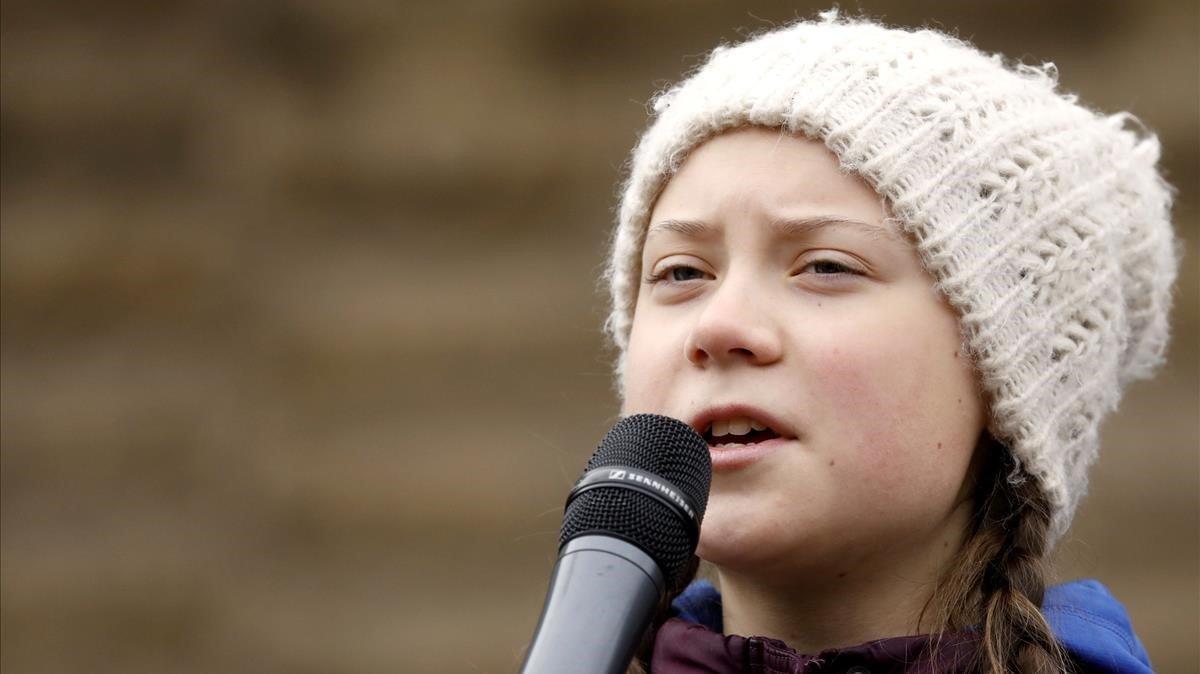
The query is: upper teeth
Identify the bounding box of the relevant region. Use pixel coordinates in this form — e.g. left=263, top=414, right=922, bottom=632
left=709, top=417, right=768, bottom=437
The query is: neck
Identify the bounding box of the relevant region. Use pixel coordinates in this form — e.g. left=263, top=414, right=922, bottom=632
left=715, top=507, right=970, bottom=654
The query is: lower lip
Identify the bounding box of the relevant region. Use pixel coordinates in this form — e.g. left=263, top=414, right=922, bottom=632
left=708, top=437, right=790, bottom=471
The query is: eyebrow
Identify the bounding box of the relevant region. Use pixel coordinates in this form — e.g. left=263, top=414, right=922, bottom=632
left=646, top=216, right=899, bottom=242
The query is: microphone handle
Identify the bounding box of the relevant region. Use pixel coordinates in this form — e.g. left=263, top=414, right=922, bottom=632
left=520, top=535, right=665, bottom=674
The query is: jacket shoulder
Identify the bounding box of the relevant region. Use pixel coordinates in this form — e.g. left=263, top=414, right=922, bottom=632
left=1044, top=579, right=1153, bottom=673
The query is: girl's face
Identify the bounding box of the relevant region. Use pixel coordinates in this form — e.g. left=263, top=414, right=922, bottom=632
left=622, top=127, right=986, bottom=580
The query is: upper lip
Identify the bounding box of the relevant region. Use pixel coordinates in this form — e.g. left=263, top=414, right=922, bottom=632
left=688, top=403, right=796, bottom=441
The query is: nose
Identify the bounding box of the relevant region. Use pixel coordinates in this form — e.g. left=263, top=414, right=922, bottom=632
left=684, top=273, right=783, bottom=368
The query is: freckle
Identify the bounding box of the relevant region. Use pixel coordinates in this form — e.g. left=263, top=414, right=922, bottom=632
left=837, top=572, right=847, bottom=578
left=957, top=398, right=962, bottom=404
left=828, top=459, right=835, bottom=466
left=943, top=541, right=949, bottom=548
left=937, top=442, right=942, bottom=449
left=953, top=350, right=958, bottom=358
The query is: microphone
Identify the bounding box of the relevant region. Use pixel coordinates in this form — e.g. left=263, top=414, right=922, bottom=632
left=520, top=414, right=712, bottom=674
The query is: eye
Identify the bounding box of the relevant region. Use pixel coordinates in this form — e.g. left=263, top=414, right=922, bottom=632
left=645, top=264, right=713, bottom=285
left=666, top=265, right=708, bottom=282
left=806, top=259, right=856, bottom=275
left=792, top=255, right=866, bottom=278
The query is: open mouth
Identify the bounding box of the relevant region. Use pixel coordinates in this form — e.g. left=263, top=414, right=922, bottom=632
left=703, top=417, right=783, bottom=447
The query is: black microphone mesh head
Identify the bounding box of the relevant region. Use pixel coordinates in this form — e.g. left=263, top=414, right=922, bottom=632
left=559, top=414, right=712, bottom=584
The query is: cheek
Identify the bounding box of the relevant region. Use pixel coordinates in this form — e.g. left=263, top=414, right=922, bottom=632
left=810, top=343, right=916, bottom=490
left=805, top=311, right=981, bottom=494
left=621, top=304, right=684, bottom=413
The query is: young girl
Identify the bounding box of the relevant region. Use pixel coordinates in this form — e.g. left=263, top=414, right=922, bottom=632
left=602, top=11, right=1177, bottom=674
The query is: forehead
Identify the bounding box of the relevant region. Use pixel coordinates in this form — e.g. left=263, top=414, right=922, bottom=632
left=647, top=127, right=893, bottom=242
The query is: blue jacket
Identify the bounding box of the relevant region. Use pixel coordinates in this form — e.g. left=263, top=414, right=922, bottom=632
left=658, top=578, right=1152, bottom=673
left=1043, top=579, right=1153, bottom=673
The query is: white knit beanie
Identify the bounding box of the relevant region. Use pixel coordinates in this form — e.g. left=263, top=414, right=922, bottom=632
left=603, top=11, right=1178, bottom=545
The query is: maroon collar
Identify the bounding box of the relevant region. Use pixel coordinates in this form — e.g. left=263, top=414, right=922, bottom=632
left=651, top=617, right=980, bottom=674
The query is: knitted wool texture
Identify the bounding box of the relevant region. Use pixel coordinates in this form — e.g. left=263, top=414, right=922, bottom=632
left=603, top=13, right=1177, bottom=544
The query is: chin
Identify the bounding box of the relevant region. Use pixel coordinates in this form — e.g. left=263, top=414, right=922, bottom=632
left=698, top=511, right=865, bottom=579
left=696, top=519, right=794, bottom=572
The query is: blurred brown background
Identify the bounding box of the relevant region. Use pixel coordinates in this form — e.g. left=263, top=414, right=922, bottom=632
left=2, top=1, right=1196, bottom=672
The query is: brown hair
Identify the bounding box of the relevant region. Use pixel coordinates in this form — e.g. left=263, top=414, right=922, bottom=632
left=919, top=436, right=1074, bottom=673
left=627, top=435, right=1074, bottom=673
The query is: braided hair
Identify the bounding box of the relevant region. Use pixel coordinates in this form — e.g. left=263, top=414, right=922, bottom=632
left=921, top=434, right=1074, bottom=673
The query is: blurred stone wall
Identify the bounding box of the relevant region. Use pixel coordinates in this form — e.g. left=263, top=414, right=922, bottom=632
left=2, top=1, right=1196, bottom=672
